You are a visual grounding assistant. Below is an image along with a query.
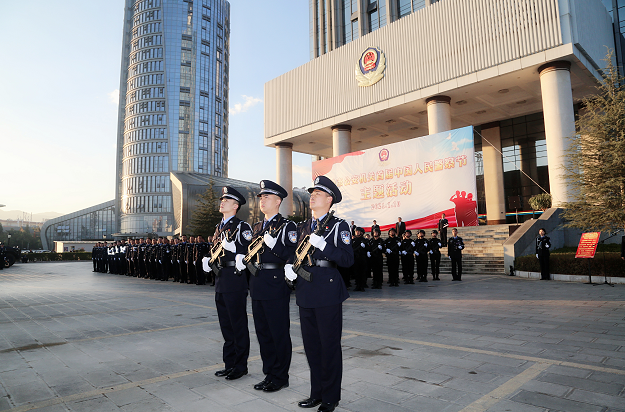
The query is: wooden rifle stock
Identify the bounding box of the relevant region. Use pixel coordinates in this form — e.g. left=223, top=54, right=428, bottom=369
left=292, top=211, right=335, bottom=282
left=208, top=228, right=239, bottom=276
left=243, top=222, right=287, bottom=276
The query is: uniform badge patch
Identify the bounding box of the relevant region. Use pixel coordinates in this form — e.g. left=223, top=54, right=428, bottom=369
left=314, top=177, right=320, bottom=184
left=242, top=230, right=252, bottom=241
left=341, top=231, right=351, bottom=245
left=288, top=231, right=297, bottom=243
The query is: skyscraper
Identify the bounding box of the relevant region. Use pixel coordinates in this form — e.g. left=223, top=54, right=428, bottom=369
left=115, top=0, right=230, bottom=236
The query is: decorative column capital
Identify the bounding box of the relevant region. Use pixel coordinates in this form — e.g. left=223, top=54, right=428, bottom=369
left=331, top=124, right=352, bottom=132
left=275, top=142, right=293, bottom=149
left=426, top=95, right=451, bottom=105
left=538, top=61, right=571, bottom=76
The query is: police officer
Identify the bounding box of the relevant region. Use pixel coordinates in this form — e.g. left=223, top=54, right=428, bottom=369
left=368, top=229, right=385, bottom=289
left=178, top=235, right=188, bottom=283
left=92, top=243, right=98, bottom=272
left=370, top=220, right=380, bottom=235
left=194, top=236, right=209, bottom=285
left=246, top=180, right=297, bottom=393
left=414, top=230, right=429, bottom=282
left=138, top=238, right=147, bottom=278
left=448, top=228, right=465, bottom=281
left=384, top=228, right=401, bottom=287
left=438, top=213, right=449, bottom=247
left=172, top=238, right=180, bottom=282
left=535, top=228, right=551, bottom=280
left=284, top=176, right=354, bottom=412
left=400, top=230, right=415, bottom=284
left=429, top=230, right=442, bottom=281
left=351, top=227, right=369, bottom=291
left=209, top=186, right=253, bottom=381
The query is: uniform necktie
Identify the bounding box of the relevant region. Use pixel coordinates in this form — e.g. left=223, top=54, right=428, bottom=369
left=311, top=219, right=318, bottom=232
left=263, top=220, right=268, bottom=230
left=219, top=220, right=224, bottom=230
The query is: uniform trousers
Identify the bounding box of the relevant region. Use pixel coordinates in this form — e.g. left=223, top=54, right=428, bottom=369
left=451, top=256, right=462, bottom=280
left=252, top=296, right=292, bottom=386
left=371, top=257, right=383, bottom=287
left=430, top=253, right=441, bottom=278
left=387, top=256, right=400, bottom=284
left=195, top=260, right=205, bottom=284
left=215, top=291, right=250, bottom=374
left=353, top=259, right=368, bottom=288
left=93, top=258, right=97, bottom=272
left=416, top=256, right=428, bottom=280
left=400, top=254, right=414, bottom=282
left=299, top=304, right=343, bottom=404
left=538, top=253, right=550, bottom=280
left=179, top=261, right=188, bottom=283
left=187, top=262, right=197, bottom=284
left=440, top=229, right=448, bottom=247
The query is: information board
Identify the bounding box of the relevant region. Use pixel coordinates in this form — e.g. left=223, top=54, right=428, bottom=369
left=575, top=232, right=601, bottom=259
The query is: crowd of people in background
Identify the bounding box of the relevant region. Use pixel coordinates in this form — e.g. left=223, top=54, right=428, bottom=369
left=91, top=214, right=467, bottom=288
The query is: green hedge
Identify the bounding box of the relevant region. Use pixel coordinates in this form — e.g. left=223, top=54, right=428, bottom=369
left=23, top=252, right=92, bottom=262
left=515, top=252, right=625, bottom=277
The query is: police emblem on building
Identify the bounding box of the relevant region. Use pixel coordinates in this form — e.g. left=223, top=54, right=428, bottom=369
left=355, top=47, right=386, bottom=87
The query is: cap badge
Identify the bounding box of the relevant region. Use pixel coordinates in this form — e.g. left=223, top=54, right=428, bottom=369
left=315, top=177, right=320, bottom=184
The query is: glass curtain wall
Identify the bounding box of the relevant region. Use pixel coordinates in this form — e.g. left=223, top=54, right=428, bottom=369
left=43, top=205, right=116, bottom=250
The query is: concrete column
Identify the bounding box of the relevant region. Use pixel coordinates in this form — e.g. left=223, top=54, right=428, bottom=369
left=276, top=143, right=293, bottom=217
left=426, top=96, right=452, bottom=135
left=539, top=61, right=575, bottom=206
left=332, top=124, right=352, bottom=156
left=481, top=122, right=507, bottom=225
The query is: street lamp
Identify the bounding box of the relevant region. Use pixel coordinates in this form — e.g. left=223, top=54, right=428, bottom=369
left=7, top=234, right=11, bottom=247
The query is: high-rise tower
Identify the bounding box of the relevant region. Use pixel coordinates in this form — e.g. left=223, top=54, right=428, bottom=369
left=115, top=0, right=230, bottom=236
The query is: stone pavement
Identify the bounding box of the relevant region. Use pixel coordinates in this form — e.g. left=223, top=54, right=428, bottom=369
left=0, top=262, right=624, bottom=412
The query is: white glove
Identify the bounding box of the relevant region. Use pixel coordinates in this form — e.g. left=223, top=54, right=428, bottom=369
left=309, top=233, right=327, bottom=251
left=536, top=254, right=539, bottom=259
left=202, top=257, right=211, bottom=272
left=411, top=242, right=415, bottom=247
left=458, top=245, right=463, bottom=250
left=177, top=260, right=180, bottom=263
left=424, top=242, right=428, bottom=247
left=378, top=245, right=383, bottom=250
left=285, top=263, right=297, bottom=281
left=545, top=244, right=550, bottom=248
left=263, top=233, right=277, bottom=249
left=449, top=256, right=452, bottom=260
left=367, top=251, right=371, bottom=258
left=185, top=261, right=188, bottom=264
left=360, top=242, right=365, bottom=248
left=397, top=241, right=401, bottom=247
left=402, top=250, right=407, bottom=255
left=222, top=238, right=236, bottom=253
left=429, top=250, right=433, bottom=254
left=414, top=251, right=419, bottom=256
left=235, top=254, right=246, bottom=271
left=386, top=249, right=391, bottom=254
left=438, top=242, right=442, bottom=247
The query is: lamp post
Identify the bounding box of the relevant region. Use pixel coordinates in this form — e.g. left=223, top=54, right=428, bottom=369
left=7, top=234, right=11, bottom=247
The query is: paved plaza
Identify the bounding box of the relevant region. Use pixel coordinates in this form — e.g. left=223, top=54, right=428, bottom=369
left=0, top=262, right=624, bottom=412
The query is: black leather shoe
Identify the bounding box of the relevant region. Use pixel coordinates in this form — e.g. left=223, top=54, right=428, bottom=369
left=298, top=398, right=322, bottom=408
left=214, top=368, right=233, bottom=377
left=318, top=402, right=339, bottom=412
left=263, top=381, right=288, bottom=392
left=254, top=377, right=270, bottom=390
left=225, top=368, right=248, bottom=380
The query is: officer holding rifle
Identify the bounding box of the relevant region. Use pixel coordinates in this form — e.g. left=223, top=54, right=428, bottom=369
left=285, top=176, right=354, bottom=412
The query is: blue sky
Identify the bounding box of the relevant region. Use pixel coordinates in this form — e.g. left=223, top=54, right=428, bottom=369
left=0, top=0, right=312, bottom=215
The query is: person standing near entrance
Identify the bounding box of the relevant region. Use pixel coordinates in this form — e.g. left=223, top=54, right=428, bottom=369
left=438, top=213, right=449, bottom=247
left=535, top=228, right=551, bottom=280
left=285, top=176, right=354, bottom=412
left=448, top=228, right=464, bottom=281
left=395, top=217, right=406, bottom=238
left=211, top=186, right=253, bottom=381
left=247, top=180, right=297, bottom=393
left=370, top=220, right=380, bottom=235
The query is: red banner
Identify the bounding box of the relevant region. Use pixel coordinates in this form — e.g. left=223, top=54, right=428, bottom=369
left=575, top=232, right=600, bottom=259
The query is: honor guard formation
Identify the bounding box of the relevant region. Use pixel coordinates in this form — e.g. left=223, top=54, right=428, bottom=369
left=90, top=176, right=470, bottom=412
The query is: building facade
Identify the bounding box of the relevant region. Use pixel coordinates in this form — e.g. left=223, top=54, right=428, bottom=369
left=266, top=0, right=619, bottom=224
left=115, top=0, right=231, bottom=237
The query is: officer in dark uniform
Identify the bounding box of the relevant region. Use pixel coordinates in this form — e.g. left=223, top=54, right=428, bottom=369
left=370, top=220, right=380, bottom=235
left=194, top=236, right=209, bottom=285
left=178, top=235, right=188, bottom=283
left=172, top=238, right=180, bottom=282
left=92, top=243, right=98, bottom=272
left=400, top=230, right=415, bottom=284
left=209, top=186, right=253, bottom=381
left=429, top=230, right=442, bottom=280
left=448, top=228, right=465, bottom=281
left=438, top=213, right=449, bottom=247
left=384, top=228, right=401, bottom=287
left=535, top=228, right=551, bottom=280
left=285, top=176, right=354, bottom=412
left=351, top=227, right=369, bottom=291
left=368, top=229, right=385, bottom=289
left=133, top=239, right=140, bottom=277
left=414, top=230, right=429, bottom=282
left=138, top=239, right=147, bottom=278
left=246, top=180, right=297, bottom=393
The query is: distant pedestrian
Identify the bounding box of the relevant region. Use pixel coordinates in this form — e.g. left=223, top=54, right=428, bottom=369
left=536, top=228, right=551, bottom=280
left=395, top=217, right=406, bottom=238
left=370, top=220, right=380, bottom=235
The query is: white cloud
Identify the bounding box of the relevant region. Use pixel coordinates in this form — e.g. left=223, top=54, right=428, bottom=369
left=293, top=164, right=311, bottom=176
left=108, top=89, right=119, bottom=104
left=451, top=137, right=472, bottom=151
left=230, top=95, right=262, bottom=115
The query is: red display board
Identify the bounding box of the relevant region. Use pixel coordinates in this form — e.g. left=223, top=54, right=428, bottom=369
left=575, top=232, right=601, bottom=259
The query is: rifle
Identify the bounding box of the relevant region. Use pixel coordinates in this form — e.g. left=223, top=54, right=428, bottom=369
left=292, top=211, right=335, bottom=282
left=208, top=228, right=239, bottom=276
left=243, top=222, right=287, bottom=276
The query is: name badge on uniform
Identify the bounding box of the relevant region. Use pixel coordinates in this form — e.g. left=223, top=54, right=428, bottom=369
left=242, top=230, right=252, bottom=241
left=341, top=231, right=351, bottom=244
left=288, top=231, right=297, bottom=243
